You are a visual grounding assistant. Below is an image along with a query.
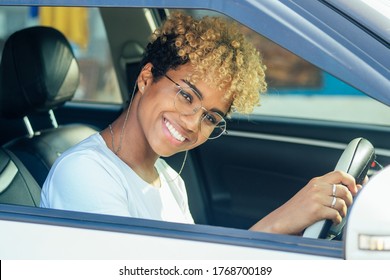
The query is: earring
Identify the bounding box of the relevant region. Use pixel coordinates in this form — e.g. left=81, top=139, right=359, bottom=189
left=141, top=86, right=145, bottom=91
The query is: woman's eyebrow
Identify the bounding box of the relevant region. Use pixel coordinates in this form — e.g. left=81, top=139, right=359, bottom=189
left=181, top=79, right=227, bottom=116
left=182, top=79, right=203, bottom=100
left=211, top=108, right=226, bottom=117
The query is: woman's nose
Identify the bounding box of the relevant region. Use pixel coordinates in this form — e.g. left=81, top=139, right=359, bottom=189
left=180, top=110, right=204, bottom=133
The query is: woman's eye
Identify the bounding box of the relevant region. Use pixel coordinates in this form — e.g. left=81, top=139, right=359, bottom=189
left=204, top=113, right=217, bottom=125
left=180, top=90, right=193, bottom=103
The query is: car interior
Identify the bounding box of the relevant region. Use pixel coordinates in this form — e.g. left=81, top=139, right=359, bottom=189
left=0, top=7, right=389, bottom=235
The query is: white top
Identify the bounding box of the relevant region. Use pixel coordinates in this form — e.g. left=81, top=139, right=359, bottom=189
left=40, top=133, right=194, bottom=224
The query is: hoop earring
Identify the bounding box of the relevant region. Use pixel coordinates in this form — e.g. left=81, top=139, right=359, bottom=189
left=128, top=81, right=138, bottom=107
left=168, top=150, right=189, bottom=182
left=108, top=82, right=138, bottom=155
left=177, top=150, right=188, bottom=176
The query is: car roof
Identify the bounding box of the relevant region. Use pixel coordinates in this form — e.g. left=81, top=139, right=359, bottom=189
left=1, top=0, right=389, bottom=105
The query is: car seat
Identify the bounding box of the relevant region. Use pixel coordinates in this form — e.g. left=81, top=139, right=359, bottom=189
left=0, top=26, right=98, bottom=188
left=0, top=148, right=41, bottom=206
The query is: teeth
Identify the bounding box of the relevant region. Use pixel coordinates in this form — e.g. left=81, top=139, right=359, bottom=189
left=165, top=119, right=185, bottom=142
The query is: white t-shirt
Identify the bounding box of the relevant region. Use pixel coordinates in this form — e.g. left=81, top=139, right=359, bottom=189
left=40, top=133, right=194, bottom=224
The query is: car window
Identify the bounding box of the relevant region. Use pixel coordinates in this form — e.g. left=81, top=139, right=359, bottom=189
left=244, top=30, right=390, bottom=127
left=181, top=9, right=390, bottom=127
left=0, top=6, right=122, bottom=104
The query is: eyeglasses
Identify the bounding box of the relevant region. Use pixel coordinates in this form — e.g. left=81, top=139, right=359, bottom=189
left=163, top=74, right=227, bottom=139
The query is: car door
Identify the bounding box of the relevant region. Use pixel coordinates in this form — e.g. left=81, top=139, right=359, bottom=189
left=0, top=203, right=342, bottom=259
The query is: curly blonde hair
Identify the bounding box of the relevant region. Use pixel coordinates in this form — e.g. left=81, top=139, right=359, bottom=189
left=141, top=12, right=267, bottom=114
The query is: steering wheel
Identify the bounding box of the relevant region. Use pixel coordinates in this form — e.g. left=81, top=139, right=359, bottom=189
left=303, top=137, right=375, bottom=240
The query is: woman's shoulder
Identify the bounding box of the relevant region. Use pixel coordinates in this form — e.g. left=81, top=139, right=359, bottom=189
left=52, top=133, right=117, bottom=171
left=59, top=133, right=109, bottom=158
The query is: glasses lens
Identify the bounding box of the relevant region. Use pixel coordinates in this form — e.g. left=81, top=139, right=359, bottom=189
left=174, top=89, right=201, bottom=115
left=201, top=113, right=226, bottom=139
left=174, top=88, right=227, bottom=139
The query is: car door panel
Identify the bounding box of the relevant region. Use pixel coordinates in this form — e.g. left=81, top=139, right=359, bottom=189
left=0, top=204, right=342, bottom=260
left=180, top=116, right=390, bottom=229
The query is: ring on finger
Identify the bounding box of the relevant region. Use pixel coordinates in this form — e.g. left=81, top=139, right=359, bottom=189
left=332, top=184, right=337, bottom=197
left=331, top=196, right=337, bottom=208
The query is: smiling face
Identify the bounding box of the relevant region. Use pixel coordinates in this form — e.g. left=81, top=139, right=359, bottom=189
left=143, top=12, right=267, bottom=115
left=137, top=63, right=232, bottom=157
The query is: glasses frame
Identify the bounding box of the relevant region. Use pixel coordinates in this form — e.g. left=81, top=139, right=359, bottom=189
left=163, top=74, right=227, bottom=140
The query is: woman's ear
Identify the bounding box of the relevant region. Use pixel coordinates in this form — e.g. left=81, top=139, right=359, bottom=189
left=137, top=63, right=154, bottom=94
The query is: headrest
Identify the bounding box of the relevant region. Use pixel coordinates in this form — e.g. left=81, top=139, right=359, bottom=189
left=0, top=26, right=79, bottom=119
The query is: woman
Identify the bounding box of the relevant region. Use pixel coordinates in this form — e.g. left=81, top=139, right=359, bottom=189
left=41, top=12, right=360, bottom=235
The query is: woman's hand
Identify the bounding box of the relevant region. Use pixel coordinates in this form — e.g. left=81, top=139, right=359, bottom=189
left=250, top=170, right=363, bottom=235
